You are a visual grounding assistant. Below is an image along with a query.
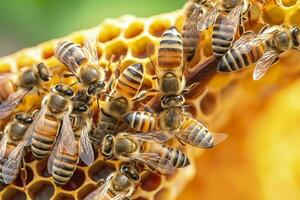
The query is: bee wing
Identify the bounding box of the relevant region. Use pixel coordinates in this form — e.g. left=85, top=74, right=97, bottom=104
left=0, top=73, right=14, bottom=84
left=197, top=6, right=219, bottom=32
left=129, top=153, right=175, bottom=175
left=2, top=142, right=25, bottom=184
left=0, top=133, right=8, bottom=158
left=130, top=130, right=175, bottom=143
left=211, top=132, right=228, bottom=146
left=222, top=3, right=243, bottom=26
left=79, top=125, right=94, bottom=166
left=111, top=192, right=127, bottom=200
left=82, top=33, right=99, bottom=65
left=0, top=89, right=29, bottom=119
left=55, top=42, right=80, bottom=74
left=84, top=178, right=111, bottom=200
left=47, top=126, right=64, bottom=174
left=253, top=50, right=280, bottom=80
left=23, top=103, right=47, bottom=146
left=61, top=113, right=77, bottom=155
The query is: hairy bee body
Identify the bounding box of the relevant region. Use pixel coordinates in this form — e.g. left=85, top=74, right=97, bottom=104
left=124, top=111, right=156, bottom=133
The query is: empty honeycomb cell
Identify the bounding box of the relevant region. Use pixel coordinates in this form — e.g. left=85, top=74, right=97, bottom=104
left=53, top=193, right=75, bottom=200
left=61, top=168, right=85, bottom=191
left=280, top=0, right=298, bottom=7
left=262, top=3, right=285, bottom=25
left=105, top=40, right=128, bottom=62
left=77, top=183, right=98, bottom=200
left=290, top=9, right=300, bottom=27
left=98, top=24, right=121, bottom=42
left=140, top=172, right=161, bottom=192
left=2, top=187, right=26, bottom=200
left=16, top=54, right=36, bottom=69
left=41, top=42, right=54, bottom=59
left=88, top=160, right=116, bottom=183
left=154, top=188, right=170, bottom=200
left=124, top=21, right=144, bottom=38
left=200, top=91, right=218, bottom=116
left=12, top=166, right=34, bottom=187
left=28, top=181, right=55, bottom=200
left=36, top=159, right=52, bottom=177
left=0, top=63, right=11, bottom=72
left=149, top=18, right=171, bottom=37
left=131, top=36, right=154, bottom=59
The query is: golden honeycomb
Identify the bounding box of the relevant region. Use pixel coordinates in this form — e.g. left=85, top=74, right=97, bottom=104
left=0, top=0, right=300, bottom=200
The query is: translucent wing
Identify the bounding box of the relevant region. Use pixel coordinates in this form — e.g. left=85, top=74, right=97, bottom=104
left=55, top=42, right=80, bottom=74
left=0, top=133, right=8, bottom=158
left=222, top=3, right=243, bottom=26
left=3, top=142, right=25, bottom=184
left=0, top=89, right=29, bottom=119
left=84, top=178, right=111, bottom=200
left=23, top=103, right=47, bottom=146
left=211, top=132, right=228, bottom=146
left=130, top=131, right=175, bottom=143
left=253, top=50, right=280, bottom=80
left=82, top=33, right=99, bottom=65
left=61, top=112, right=76, bottom=155
left=129, top=153, right=175, bottom=175
left=111, top=192, right=127, bottom=200
left=47, top=126, right=64, bottom=174
left=79, top=125, right=94, bottom=166
left=197, top=6, right=219, bottom=31
left=0, top=73, right=14, bottom=84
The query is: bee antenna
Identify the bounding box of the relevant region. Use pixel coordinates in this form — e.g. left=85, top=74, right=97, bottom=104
left=69, top=81, right=78, bottom=88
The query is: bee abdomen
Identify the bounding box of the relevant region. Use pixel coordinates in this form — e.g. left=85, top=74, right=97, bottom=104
left=182, top=25, right=199, bottom=61
left=0, top=157, right=8, bottom=184
left=0, top=81, right=15, bottom=102
left=124, top=111, right=156, bottom=132
left=116, top=63, right=144, bottom=99
left=56, top=41, right=86, bottom=66
left=162, top=145, right=190, bottom=168
left=52, top=152, right=78, bottom=185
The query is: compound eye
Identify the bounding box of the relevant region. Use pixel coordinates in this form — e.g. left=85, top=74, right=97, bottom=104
left=55, top=85, right=62, bottom=91
left=66, top=89, right=74, bottom=96
left=98, top=81, right=106, bottom=88
left=132, top=174, right=139, bottom=181
left=15, top=114, right=23, bottom=121
left=121, top=165, right=129, bottom=173
left=79, top=105, right=88, bottom=112
left=107, top=135, right=113, bottom=142
left=25, top=117, right=33, bottom=124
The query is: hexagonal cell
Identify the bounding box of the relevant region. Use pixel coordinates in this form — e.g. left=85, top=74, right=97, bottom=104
left=98, top=24, right=121, bottom=43
left=262, top=3, right=285, bottom=25
left=16, top=54, right=37, bottom=69
left=77, top=183, right=98, bottom=200
left=88, top=160, right=116, bottom=183
left=105, top=40, right=128, bottom=62
left=290, top=9, right=300, bottom=27
left=12, top=166, right=34, bottom=187
left=36, top=159, right=52, bottom=178
left=200, top=91, right=218, bottom=116
left=2, top=187, right=26, bottom=200
left=41, top=42, right=55, bottom=59
left=61, top=168, right=85, bottom=191
left=53, top=193, right=75, bottom=200
left=140, top=171, right=161, bottom=192
left=124, top=21, right=144, bottom=38
left=154, top=188, right=170, bottom=200
left=28, top=180, right=55, bottom=200
left=131, top=36, right=154, bottom=59
left=149, top=18, right=171, bottom=37
left=279, top=0, right=297, bottom=7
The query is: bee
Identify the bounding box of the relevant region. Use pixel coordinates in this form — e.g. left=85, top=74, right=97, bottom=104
left=0, top=113, right=33, bottom=186
left=217, top=26, right=300, bottom=80
left=101, top=132, right=190, bottom=175
left=0, top=62, right=51, bottom=119
left=84, top=165, right=140, bottom=200
left=55, top=34, right=107, bottom=98
left=30, top=84, right=74, bottom=160
left=47, top=90, right=94, bottom=185
left=91, top=63, right=145, bottom=148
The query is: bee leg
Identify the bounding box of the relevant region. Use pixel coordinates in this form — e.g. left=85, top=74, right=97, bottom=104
left=182, top=82, right=200, bottom=94
left=133, top=89, right=158, bottom=102
left=177, top=138, right=186, bottom=146
left=20, top=156, right=27, bottom=188
left=62, top=72, right=75, bottom=78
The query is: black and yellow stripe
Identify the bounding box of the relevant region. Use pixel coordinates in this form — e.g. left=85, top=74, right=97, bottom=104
left=56, top=41, right=86, bottom=67
left=124, top=111, right=156, bottom=132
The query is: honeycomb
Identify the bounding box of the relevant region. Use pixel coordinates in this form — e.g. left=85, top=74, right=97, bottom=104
left=0, top=0, right=299, bottom=200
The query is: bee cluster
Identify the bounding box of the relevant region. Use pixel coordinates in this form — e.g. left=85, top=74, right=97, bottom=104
left=0, top=0, right=299, bottom=199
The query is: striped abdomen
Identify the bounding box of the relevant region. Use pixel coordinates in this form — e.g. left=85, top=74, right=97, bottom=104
left=55, top=41, right=86, bottom=67
left=0, top=144, right=15, bottom=184
left=0, top=80, right=16, bottom=102
left=212, top=13, right=238, bottom=59
left=116, top=63, right=144, bottom=99
left=124, top=111, right=156, bottom=132
left=52, top=150, right=79, bottom=185
left=144, top=143, right=190, bottom=168
left=158, top=27, right=183, bottom=71
left=180, top=118, right=214, bottom=148
left=31, top=116, right=59, bottom=159
left=217, top=43, right=266, bottom=72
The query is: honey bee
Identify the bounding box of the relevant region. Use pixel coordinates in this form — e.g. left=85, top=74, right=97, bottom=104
left=55, top=34, right=107, bottom=98
left=0, top=62, right=51, bottom=119
left=47, top=91, right=94, bottom=185
left=30, top=84, right=74, bottom=160
left=84, top=165, right=140, bottom=200
left=197, top=0, right=251, bottom=59
left=0, top=113, right=33, bottom=186
left=217, top=26, right=300, bottom=80
left=91, top=63, right=145, bottom=148
left=101, top=132, right=190, bottom=175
